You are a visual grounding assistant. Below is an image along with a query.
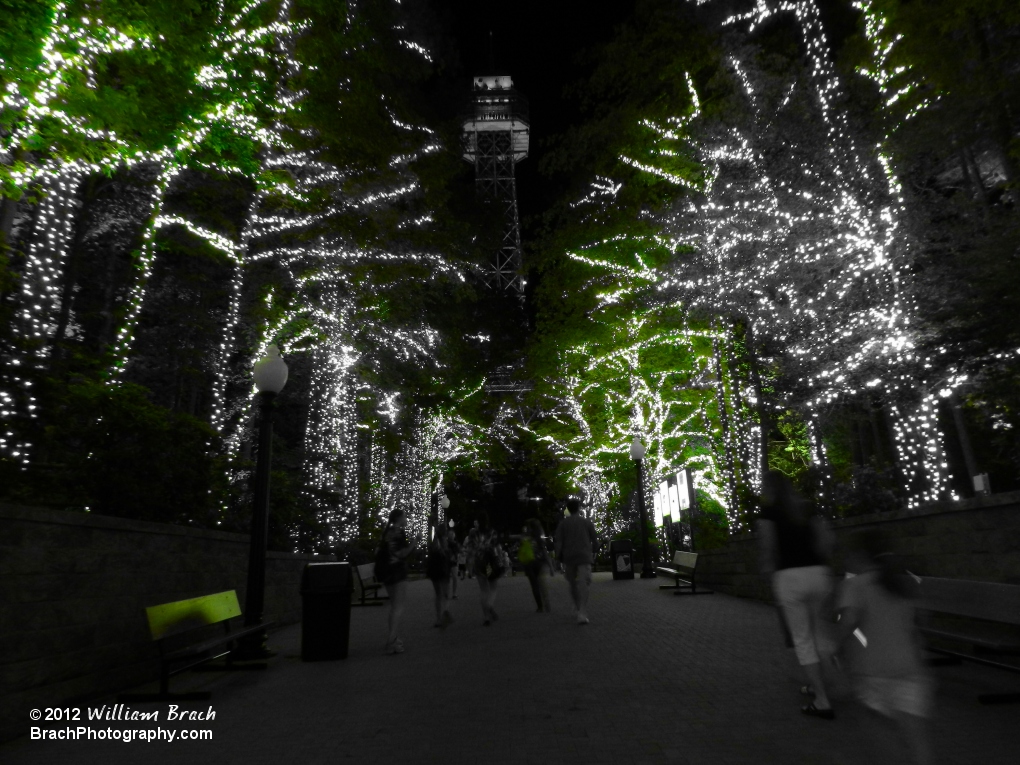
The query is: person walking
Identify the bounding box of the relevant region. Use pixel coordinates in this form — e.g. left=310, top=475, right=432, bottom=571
left=521, top=518, right=554, bottom=612
left=474, top=525, right=505, bottom=625
left=447, top=528, right=460, bottom=599
left=456, top=532, right=468, bottom=580
left=426, top=529, right=454, bottom=628
left=554, top=498, right=598, bottom=624
left=464, top=527, right=480, bottom=581
left=836, top=530, right=932, bottom=765
left=758, top=470, right=837, bottom=718
left=377, top=507, right=414, bottom=655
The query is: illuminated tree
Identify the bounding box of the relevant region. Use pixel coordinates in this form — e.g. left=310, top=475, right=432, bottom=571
left=529, top=0, right=972, bottom=532
left=0, top=1, right=499, bottom=545
left=847, top=0, right=1020, bottom=490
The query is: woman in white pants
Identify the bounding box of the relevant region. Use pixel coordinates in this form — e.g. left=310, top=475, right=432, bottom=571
left=759, top=471, right=836, bottom=718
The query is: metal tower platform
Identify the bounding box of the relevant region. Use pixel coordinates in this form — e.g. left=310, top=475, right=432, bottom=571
left=462, top=75, right=529, bottom=299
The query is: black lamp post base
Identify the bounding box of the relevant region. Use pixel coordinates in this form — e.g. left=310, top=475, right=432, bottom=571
left=640, top=569, right=658, bottom=579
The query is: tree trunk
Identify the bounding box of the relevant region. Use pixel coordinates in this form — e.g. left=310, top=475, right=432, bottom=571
left=742, top=320, right=770, bottom=479
left=868, top=402, right=885, bottom=467
left=856, top=411, right=871, bottom=466
left=880, top=401, right=908, bottom=497
left=712, top=332, right=740, bottom=517
left=0, top=149, right=26, bottom=257
left=969, top=14, right=1019, bottom=184
left=961, top=147, right=990, bottom=206
left=0, top=197, right=18, bottom=250
left=50, top=176, right=103, bottom=362
left=810, top=414, right=835, bottom=513
left=948, top=391, right=979, bottom=495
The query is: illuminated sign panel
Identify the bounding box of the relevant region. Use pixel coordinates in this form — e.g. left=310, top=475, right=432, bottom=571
left=658, top=481, right=670, bottom=520
left=667, top=480, right=681, bottom=520
left=676, top=469, right=691, bottom=511
left=653, top=493, right=664, bottom=527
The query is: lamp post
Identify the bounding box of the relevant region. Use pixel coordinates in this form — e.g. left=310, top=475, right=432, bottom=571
left=630, top=436, right=656, bottom=579
left=239, top=344, right=288, bottom=658
left=440, top=494, right=451, bottom=521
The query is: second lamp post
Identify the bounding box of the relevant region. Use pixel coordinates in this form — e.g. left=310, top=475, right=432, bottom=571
left=630, top=436, right=657, bottom=579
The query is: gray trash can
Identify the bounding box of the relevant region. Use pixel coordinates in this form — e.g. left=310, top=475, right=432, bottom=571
left=301, top=562, right=352, bottom=661
left=610, top=539, right=634, bottom=580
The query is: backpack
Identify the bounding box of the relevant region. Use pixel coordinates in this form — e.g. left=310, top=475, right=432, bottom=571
left=482, top=543, right=505, bottom=580
left=518, top=537, right=535, bottom=565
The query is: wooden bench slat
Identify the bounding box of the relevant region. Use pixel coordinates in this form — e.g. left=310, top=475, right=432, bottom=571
left=120, top=589, right=273, bottom=702
left=162, top=623, right=271, bottom=662
left=916, top=576, right=1020, bottom=701
left=672, top=551, right=699, bottom=570
left=920, top=626, right=1020, bottom=654
left=146, top=591, right=242, bottom=641
left=919, top=578, right=1020, bottom=625
left=353, top=563, right=387, bottom=606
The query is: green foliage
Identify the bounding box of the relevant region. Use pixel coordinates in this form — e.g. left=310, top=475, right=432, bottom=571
left=829, top=466, right=900, bottom=518
left=691, top=490, right=729, bottom=551
left=522, top=1, right=748, bottom=528
left=0, top=379, right=228, bottom=523
left=0, top=0, right=53, bottom=82
left=768, top=411, right=812, bottom=478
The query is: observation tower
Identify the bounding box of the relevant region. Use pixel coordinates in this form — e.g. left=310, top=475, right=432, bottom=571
left=461, top=75, right=529, bottom=299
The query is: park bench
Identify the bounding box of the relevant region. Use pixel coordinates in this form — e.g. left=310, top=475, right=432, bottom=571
left=352, top=563, right=387, bottom=606
left=119, top=590, right=273, bottom=702
left=917, top=576, right=1020, bottom=704
left=656, top=551, right=713, bottom=595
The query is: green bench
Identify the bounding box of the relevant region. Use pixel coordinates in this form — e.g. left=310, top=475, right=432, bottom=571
left=656, top=551, right=713, bottom=595
left=119, top=590, right=274, bottom=701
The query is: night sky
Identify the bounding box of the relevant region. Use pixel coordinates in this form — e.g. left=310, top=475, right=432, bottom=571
left=441, top=0, right=638, bottom=222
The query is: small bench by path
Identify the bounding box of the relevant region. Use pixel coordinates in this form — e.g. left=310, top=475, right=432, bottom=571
left=352, top=563, right=387, bottom=607
left=118, top=590, right=274, bottom=702
left=656, top=551, right=713, bottom=595
left=919, top=576, right=1020, bottom=704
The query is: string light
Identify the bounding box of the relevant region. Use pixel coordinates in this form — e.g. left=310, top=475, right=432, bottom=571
left=530, top=0, right=958, bottom=531
left=3, top=1, right=473, bottom=550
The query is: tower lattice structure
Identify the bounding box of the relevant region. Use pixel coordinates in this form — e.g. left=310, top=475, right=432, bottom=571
left=461, top=75, right=529, bottom=299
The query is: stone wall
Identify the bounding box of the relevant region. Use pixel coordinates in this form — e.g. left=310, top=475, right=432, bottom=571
left=0, top=504, right=334, bottom=743
left=696, top=491, right=1020, bottom=601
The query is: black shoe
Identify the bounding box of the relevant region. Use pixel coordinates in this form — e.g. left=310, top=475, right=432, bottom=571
left=801, top=703, right=834, bottom=720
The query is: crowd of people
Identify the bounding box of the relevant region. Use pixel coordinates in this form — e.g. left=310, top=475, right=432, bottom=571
left=373, top=478, right=932, bottom=765
left=373, top=498, right=598, bottom=651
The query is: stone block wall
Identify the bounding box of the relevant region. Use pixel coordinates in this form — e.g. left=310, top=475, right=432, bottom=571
left=696, top=491, right=1020, bottom=601
left=0, top=504, right=333, bottom=743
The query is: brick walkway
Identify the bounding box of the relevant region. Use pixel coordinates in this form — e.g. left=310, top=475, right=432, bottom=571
left=3, top=572, right=1014, bottom=764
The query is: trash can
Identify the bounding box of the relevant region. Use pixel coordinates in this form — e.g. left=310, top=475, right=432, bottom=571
left=301, top=562, right=352, bottom=661
left=610, top=539, right=634, bottom=580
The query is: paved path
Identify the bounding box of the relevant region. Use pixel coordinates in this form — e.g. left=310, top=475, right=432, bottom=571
left=3, top=572, right=1015, bottom=764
